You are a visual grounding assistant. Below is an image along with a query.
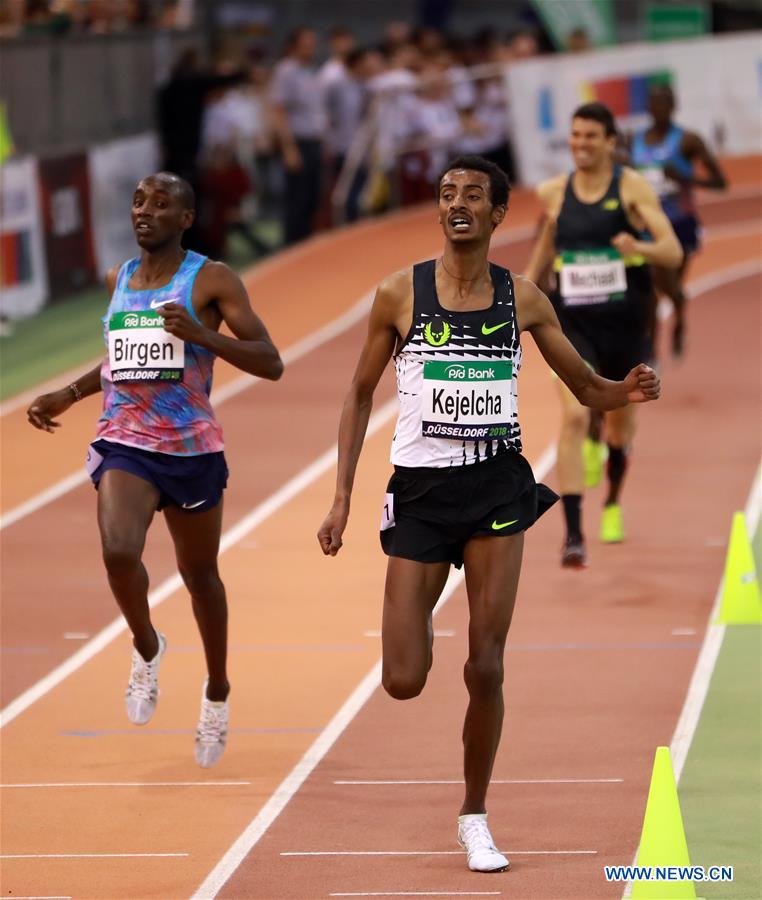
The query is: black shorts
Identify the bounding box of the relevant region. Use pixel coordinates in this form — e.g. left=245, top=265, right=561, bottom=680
left=88, top=439, right=228, bottom=513
left=560, top=317, right=648, bottom=381
left=671, top=214, right=701, bottom=256
left=380, top=450, right=558, bottom=569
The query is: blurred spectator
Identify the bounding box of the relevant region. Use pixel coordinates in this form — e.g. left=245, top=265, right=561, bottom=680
left=503, top=28, right=540, bottom=61
left=269, top=27, right=326, bottom=245
left=199, top=144, right=269, bottom=261
left=318, top=25, right=356, bottom=90
left=399, top=63, right=460, bottom=204
left=382, top=20, right=412, bottom=55
left=566, top=27, right=591, bottom=53
left=21, top=0, right=71, bottom=35
left=156, top=49, right=244, bottom=251
left=325, top=47, right=380, bottom=222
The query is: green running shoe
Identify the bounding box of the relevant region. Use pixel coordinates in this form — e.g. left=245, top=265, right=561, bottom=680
left=583, top=438, right=607, bottom=488
left=600, top=503, right=624, bottom=543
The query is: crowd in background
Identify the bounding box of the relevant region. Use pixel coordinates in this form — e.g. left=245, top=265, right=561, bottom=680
left=0, top=0, right=190, bottom=36
left=156, top=20, right=590, bottom=259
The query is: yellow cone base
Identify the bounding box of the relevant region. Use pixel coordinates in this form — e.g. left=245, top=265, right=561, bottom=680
left=715, top=511, right=762, bottom=624
left=631, top=747, right=696, bottom=899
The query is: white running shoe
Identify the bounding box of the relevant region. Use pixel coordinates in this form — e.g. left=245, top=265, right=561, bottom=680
left=195, top=680, right=229, bottom=768
left=457, top=813, right=510, bottom=873
left=125, top=630, right=166, bottom=725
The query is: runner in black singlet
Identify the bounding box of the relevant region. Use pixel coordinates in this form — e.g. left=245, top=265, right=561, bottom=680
left=318, top=155, right=660, bottom=872
left=526, top=103, right=682, bottom=567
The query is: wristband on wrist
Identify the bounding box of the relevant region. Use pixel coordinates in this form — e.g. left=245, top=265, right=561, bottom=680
left=69, top=382, right=83, bottom=402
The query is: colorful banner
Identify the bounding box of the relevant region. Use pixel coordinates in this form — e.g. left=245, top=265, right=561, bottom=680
left=38, top=152, right=97, bottom=297
left=0, top=156, right=48, bottom=318
left=88, top=133, right=159, bottom=278
left=506, top=33, right=762, bottom=185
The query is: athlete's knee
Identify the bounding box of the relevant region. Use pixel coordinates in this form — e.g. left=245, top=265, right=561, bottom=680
left=101, top=537, right=142, bottom=577
left=382, top=665, right=427, bottom=700
left=179, top=563, right=224, bottom=600
left=464, top=648, right=504, bottom=699
left=561, top=404, right=589, bottom=438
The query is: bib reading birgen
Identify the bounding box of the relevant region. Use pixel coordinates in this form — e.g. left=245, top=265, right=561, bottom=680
left=108, top=310, right=185, bottom=383
left=96, top=250, right=225, bottom=456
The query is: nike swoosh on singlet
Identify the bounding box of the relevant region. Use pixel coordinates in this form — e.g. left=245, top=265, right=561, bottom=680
left=181, top=499, right=206, bottom=509
left=149, top=297, right=179, bottom=309
left=481, top=322, right=510, bottom=335
left=491, top=518, right=519, bottom=530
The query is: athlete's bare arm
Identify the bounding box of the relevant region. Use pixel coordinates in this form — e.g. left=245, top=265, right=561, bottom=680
left=515, top=277, right=660, bottom=410
left=524, top=176, right=565, bottom=284
left=317, top=270, right=411, bottom=556
left=672, top=132, right=727, bottom=190
left=614, top=168, right=683, bottom=268
left=26, top=265, right=122, bottom=432
left=157, top=261, right=283, bottom=380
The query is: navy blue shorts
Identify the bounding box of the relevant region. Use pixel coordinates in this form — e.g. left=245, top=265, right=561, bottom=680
left=87, top=439, right=228, bottom=513
left=670, top=214, right=701, bottom=256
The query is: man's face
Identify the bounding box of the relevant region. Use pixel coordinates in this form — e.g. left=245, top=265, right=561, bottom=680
left=438, top=170, right=504, bottom=243
left=295, top=30, right=317, bottom=62
left=131, top=178, right=192, bottom=250
left=569, top=117, right=615, bottom=171
left=648, top=88, right=674, bottom=127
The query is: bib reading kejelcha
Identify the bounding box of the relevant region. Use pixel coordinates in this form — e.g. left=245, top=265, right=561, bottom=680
left=559, top=248, right=626, bottom=306
left=422, top=360, right=513, bottom=441
left=108, top=310, right=185, bottom=383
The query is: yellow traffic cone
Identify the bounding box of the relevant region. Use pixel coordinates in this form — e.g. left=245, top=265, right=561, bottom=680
left=631, top=746, right=695, bottom=899
left=715, top=512, right=762, bottom=624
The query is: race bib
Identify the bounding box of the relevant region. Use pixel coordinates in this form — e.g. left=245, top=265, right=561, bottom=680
left=380, top=492, right=395, bottom=531
left=559, top=248, right=627, bottom=306
left=108, top=311, right=184, bottom=383
left=85, top=444, right=104, bottom=477
left=422, top=360, right=512, bottom=442
left=640, top=165, right=679, bottom=199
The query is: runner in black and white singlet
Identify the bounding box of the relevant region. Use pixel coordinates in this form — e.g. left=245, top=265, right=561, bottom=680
left=526, top=103, right=681, bottom=567
left=318, top=155, right=661, bottom=873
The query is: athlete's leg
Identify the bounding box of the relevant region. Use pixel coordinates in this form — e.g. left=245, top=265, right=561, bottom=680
left=460, top=532, right=523, bottom=814
left=603, top=405, right=637, bottom=506
left=164, top=501, right=229, bottom=701
left=97, top=469, right=160, bottom=661
left=653, top=256, right=690, bottom=357
left=381, top=557, right=450, bottom=700
left=557, top=379, right=589, bottom=551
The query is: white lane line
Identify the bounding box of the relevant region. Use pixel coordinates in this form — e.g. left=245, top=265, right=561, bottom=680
left=622, top=462, right=762, bottom=900
left=191, top=448, right=557, bottom=900
left=0, top=288, right=372, bottom=531
left=1, top=852, right=188, bottom=859
left=283, top=850, right=597, bottom=857
left=333, top=778, right=622, bottom=785
left=0, top=216, right=546, bottom=531
left=0, top=397, right=397, bottom=730
left=670, top=462, right=762, bottom=783
left=0, top=781, right=250, bottom=788
left=330, top=893, right=503, bottom=897
left=6, top=896, right=72, bottom=899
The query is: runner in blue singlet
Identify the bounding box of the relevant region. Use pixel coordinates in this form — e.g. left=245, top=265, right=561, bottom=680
left=631, top=85, right=726, bottom=357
